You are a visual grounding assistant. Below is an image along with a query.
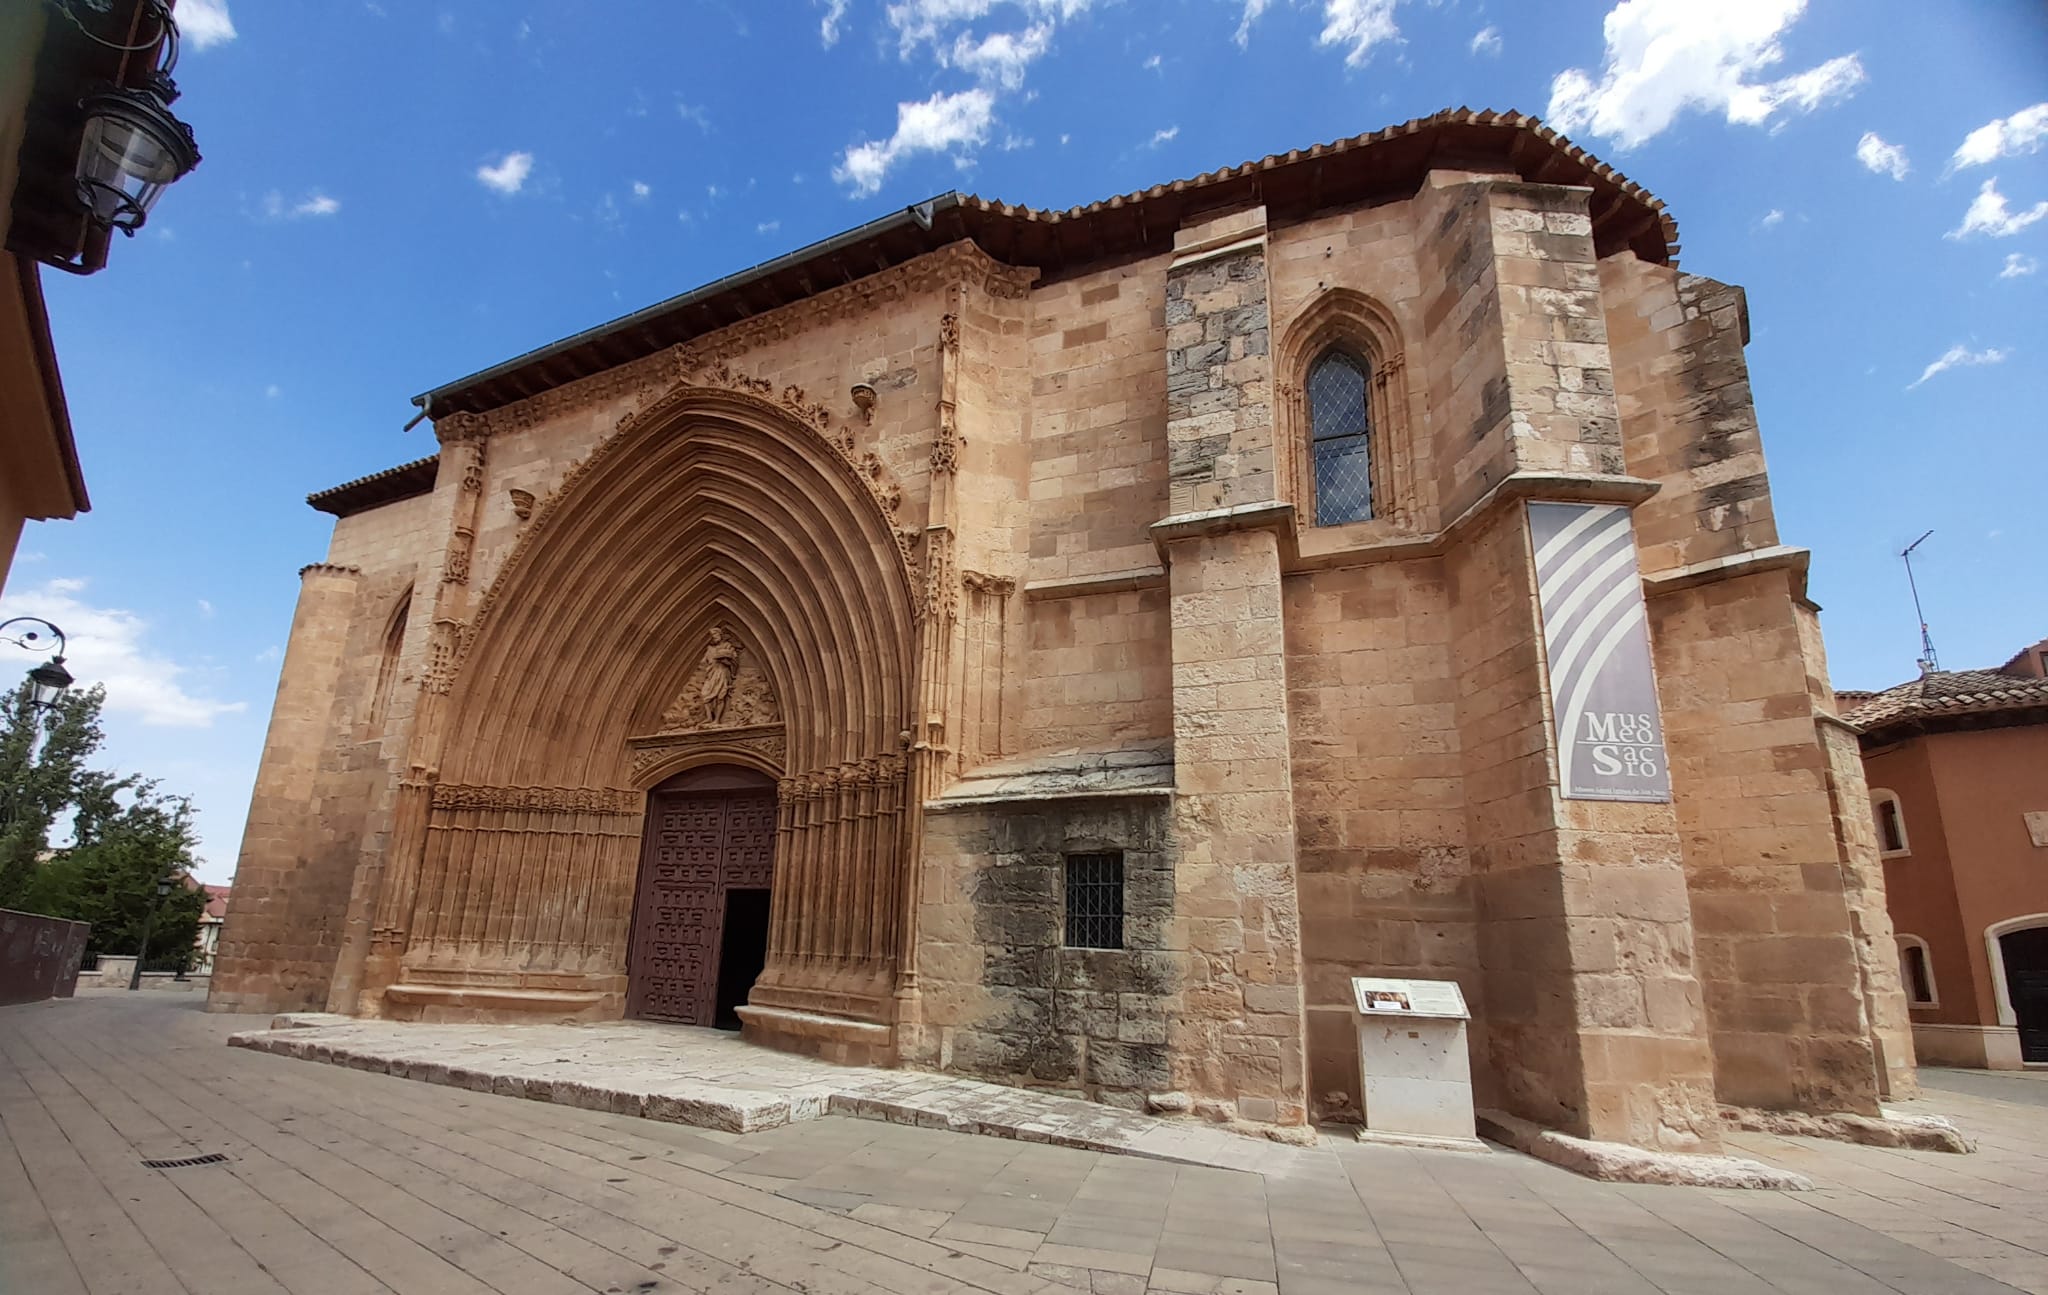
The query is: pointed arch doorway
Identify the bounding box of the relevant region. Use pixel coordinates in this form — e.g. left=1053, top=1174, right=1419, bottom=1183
left=625, top=765, right=777, bottom=1028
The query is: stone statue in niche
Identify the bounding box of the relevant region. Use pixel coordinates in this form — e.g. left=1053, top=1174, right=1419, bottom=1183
left=662, top=626, right=779, bottom=732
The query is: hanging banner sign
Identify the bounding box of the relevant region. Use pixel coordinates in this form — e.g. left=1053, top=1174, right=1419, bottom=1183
left=1527, top=502, right=1672, bottom=803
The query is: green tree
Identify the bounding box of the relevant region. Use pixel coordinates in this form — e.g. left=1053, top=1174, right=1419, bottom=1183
left=0, top=681, right=204, bottom=965
left=16, top=782, right=205, bottom=964
left=0, top=680, right=108, bottom=903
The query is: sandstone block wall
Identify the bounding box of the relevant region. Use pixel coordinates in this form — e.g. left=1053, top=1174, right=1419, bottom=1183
left=209, top=563, right=365, bottom=1013
left=1284, top=558, right=1479, bottom=1120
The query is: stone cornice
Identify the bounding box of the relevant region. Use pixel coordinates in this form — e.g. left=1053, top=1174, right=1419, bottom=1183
left=1640, top=545, right=1811, bottom=599
left=432, top=240, right=1035, bottom=445
left=1278, top=472, right=1663, bottom=575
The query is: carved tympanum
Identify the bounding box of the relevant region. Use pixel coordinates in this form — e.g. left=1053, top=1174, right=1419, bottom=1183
left=659, top=626, right=780, bottom=732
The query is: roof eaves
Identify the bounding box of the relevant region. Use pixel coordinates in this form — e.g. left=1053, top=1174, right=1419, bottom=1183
left=307, top=453, right=440, bottom=517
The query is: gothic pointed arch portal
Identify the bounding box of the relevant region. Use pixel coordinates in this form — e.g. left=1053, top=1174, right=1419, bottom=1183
left=372, top=380, right=921, bottom=1038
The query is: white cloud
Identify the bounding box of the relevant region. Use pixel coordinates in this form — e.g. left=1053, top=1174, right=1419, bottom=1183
left=1759, top=208, right=1784, bottom=228
left=1148, top=125, right=1179, bottom=148
left=1854, top=131, right=1908, bottom=181
left=818, top=0, right=850, bottom=45
left=631, top=180, right=651, bottom=199
left=1318, top=0, right=1400, bottom=66
left=1953, top=103, right=2048, bottom=169
left=886, top=0, right=1094, bottom=51
left=255, top=645, right=281, bottom=664
left=946, top=22, right=1053, bottom=89
left=1470, top=25, right=1501, bottom=57
left=0, top=579, right=246, bottom=728
left=1235, top=0, right=1273, bottom=47
left=260, top=190, right=341, bottom=220
left=264, top=384, right=281, bottom=398
left=177, top=0, right=237, bottom=50
left=2000, top=252, right=2039, bottom=279
left=196, top=599, right=214, bottom=618
left=1143, top=52, right=1162, bottom=70
left=757, top=220, right=781, bottom=234
left=1547, top=0, right=1863, bottom=150
left=1908, top=343, right=2008, bottom=390
left=676, top=101, right=712, bottom=132
left=1948, top=178, right=2048, bottom=239
left=834, top=88, right=995, bottom=196
left=476, top=151, right=534, bottom=195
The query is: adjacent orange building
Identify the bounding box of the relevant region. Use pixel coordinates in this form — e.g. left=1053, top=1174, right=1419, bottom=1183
left=1843, top=639, right=2048, bottom=1069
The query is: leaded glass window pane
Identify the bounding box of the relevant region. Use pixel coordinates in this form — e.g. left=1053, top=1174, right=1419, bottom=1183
left=1308, top=349, right=1374, bottom=525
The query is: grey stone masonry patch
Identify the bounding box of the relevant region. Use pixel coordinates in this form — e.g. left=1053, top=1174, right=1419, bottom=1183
left=1164, top=243, right=1275, bottom=513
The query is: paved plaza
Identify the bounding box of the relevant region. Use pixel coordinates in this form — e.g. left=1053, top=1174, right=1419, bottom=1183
left=4, top=995, right=2045, bottom=1295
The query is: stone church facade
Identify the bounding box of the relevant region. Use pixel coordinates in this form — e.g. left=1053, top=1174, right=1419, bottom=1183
left=210, top=111, right=1914, bottom=1154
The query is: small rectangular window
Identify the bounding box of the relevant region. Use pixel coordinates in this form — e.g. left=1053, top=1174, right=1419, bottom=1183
left=1878, top=799, right=1906, bottom=854
left=1064, top=852, right=1124, bottom=949
left=1901, top=944, right=1935, bottom=1006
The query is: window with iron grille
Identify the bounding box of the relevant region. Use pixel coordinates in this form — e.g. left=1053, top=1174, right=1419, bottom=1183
left=1308, top=348, right=1374, bottom=526
left=1064, top=852, right=1124, bottom=950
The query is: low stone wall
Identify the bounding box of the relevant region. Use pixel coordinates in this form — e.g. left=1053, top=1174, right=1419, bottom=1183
left=0, top=909, right=90, bottom=1006
left=82, top=956, right=210, bottom=993
left=1912, top=1022, right=2024, bottom=1071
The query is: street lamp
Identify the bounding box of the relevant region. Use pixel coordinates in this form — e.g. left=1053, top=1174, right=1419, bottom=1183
left=75, top=81, right=201, bottom=232
left=1, top=617, right=72, bottom=711
left=129, top=870, right=181, bottom=991
left=48, top=0, right=201, bottom=246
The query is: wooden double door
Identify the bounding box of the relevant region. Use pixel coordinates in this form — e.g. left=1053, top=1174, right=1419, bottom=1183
left=625, top=766, right=776, bottom=1028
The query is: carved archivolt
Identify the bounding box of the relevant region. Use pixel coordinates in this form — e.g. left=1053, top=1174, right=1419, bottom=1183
left=461, top=371, right=920, bottom=669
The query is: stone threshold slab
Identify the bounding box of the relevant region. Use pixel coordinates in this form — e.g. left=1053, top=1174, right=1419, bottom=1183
left=227, top=1016, right=1313, bottom=1176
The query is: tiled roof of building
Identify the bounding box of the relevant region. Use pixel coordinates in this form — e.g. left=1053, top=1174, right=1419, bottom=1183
left=1841, top=668, right=2048, bottom=738
left=413, top=108, right=1677, bottom=422
left=308, top=453, right=439, bottom=517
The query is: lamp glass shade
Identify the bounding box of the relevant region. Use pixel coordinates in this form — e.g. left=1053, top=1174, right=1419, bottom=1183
left=27, top=658, right=72, bottom=709
left=75, top=91, right=198, bottom=230
left=156, top=878, right=173, bottom=897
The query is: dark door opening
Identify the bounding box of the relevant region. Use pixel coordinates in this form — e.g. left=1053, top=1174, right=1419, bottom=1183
left=714, top=888, right=771, bottom=1031
left=2001, top=926, right=2048, bottom=1064
left=626, top=765, right=776, bottom=1027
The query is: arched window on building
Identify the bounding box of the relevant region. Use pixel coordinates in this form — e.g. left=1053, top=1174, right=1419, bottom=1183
left=1871, top=788, right=1910, bottom=857
left=1896, top=935, right=1937, bottom=1007
left=1307, top=347, right=1374, bottom=525
left=367, top=589, right=410, bottom=729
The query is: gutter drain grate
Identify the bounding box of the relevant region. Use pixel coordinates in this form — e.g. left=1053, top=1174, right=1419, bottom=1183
left=142, top=1153, right=230, bottom=1170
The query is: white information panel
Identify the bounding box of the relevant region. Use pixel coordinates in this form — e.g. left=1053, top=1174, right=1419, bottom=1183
left=1351, top=976, right=1469, bottom=1020
left=1350, top=976, right=1477, bottom=1144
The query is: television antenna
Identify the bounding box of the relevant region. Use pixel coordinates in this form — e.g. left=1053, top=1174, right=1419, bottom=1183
left=1901, top=530, right=1939, bottom=673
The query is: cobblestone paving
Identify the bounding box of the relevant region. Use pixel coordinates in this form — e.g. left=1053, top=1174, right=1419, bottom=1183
left=3, top=995, right=2041, bottom=1295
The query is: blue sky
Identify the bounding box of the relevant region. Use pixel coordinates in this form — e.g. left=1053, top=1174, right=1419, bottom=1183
left=4, top=0, right=2043, bottom=882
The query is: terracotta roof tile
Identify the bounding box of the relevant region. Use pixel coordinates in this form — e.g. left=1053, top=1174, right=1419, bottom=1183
left=1841, top=668, right=2048, bottom=736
